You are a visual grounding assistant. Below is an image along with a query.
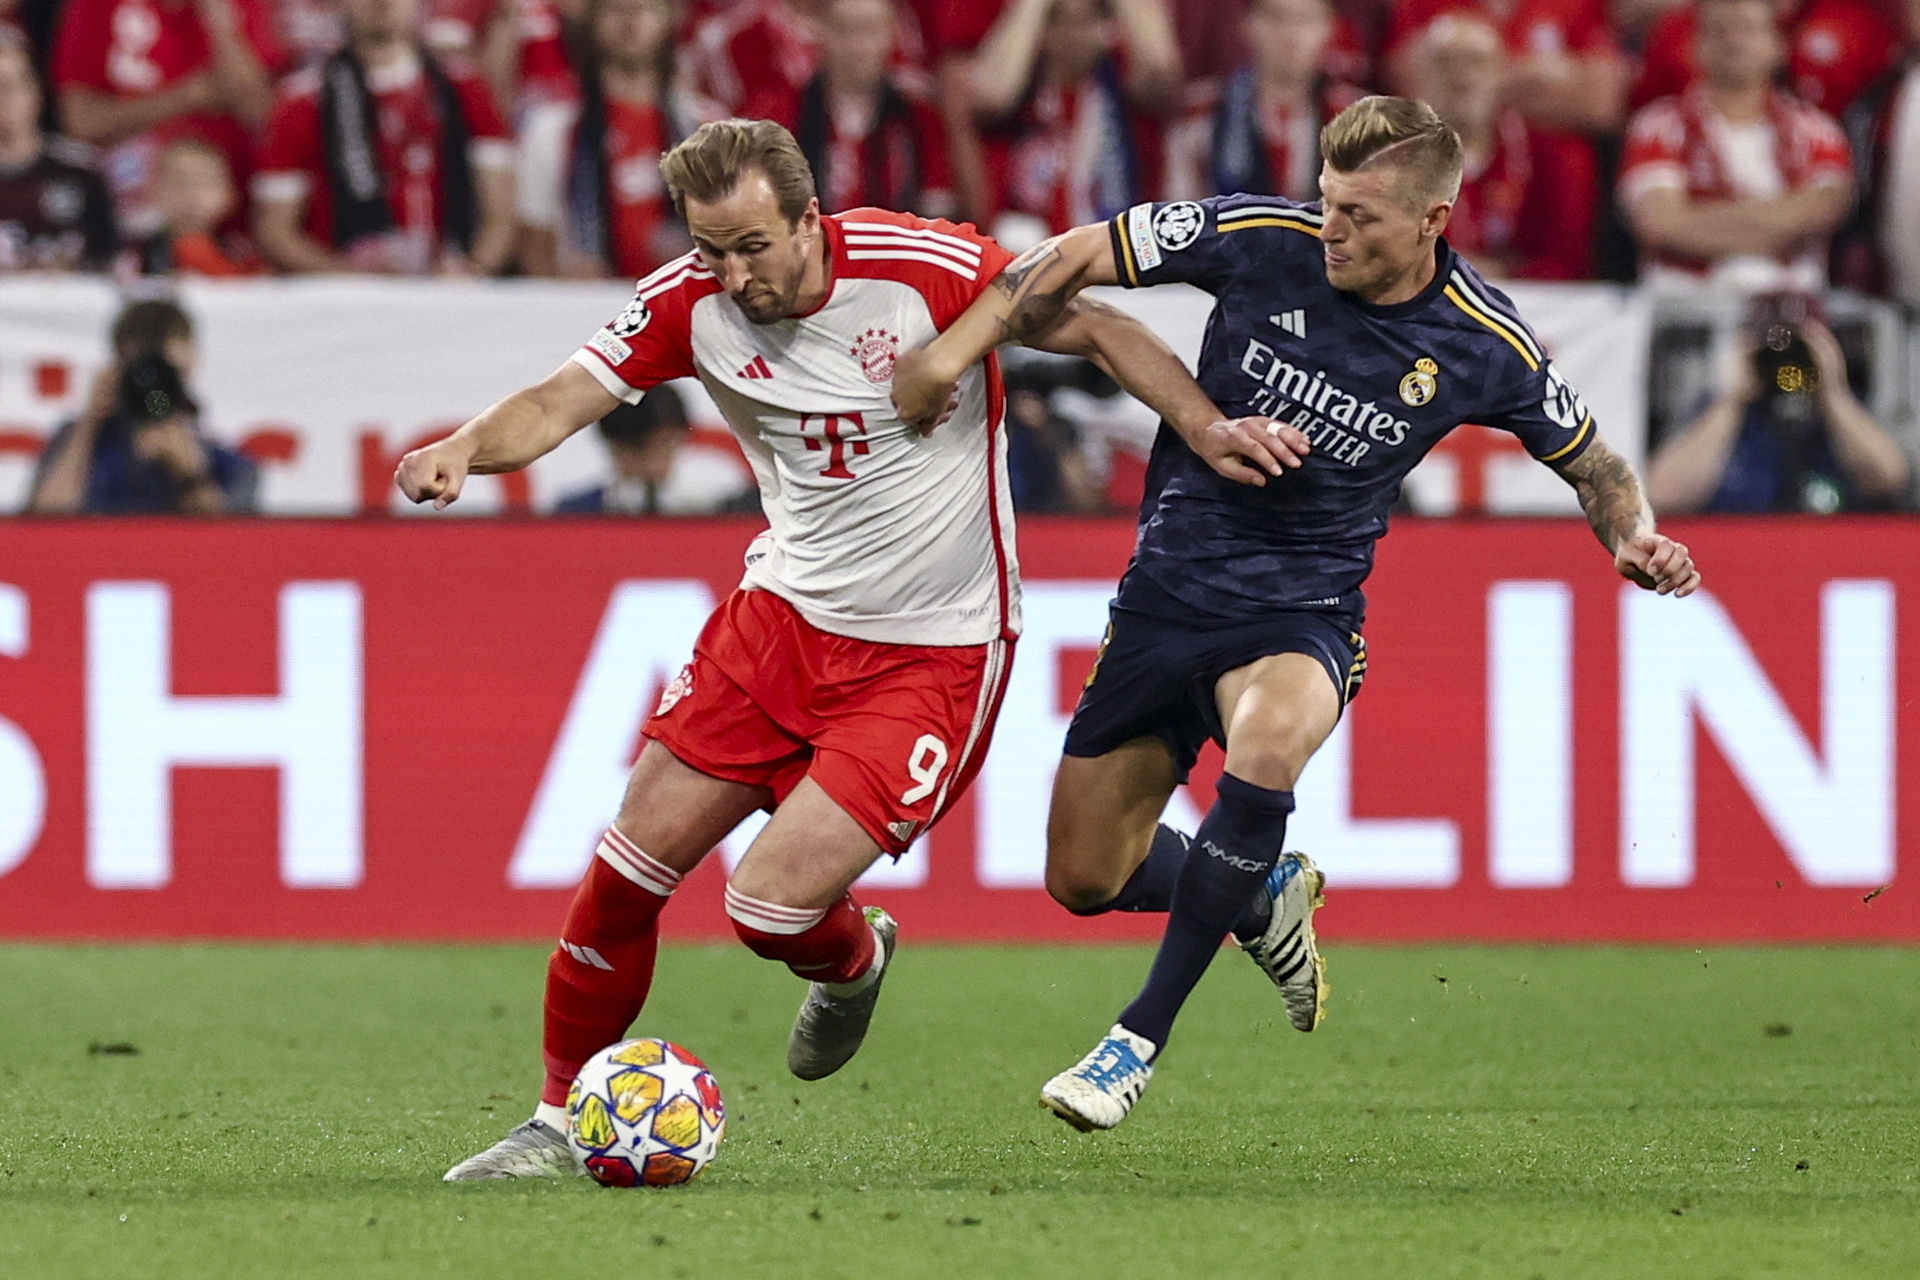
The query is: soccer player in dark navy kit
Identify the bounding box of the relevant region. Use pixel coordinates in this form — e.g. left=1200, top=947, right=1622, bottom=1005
left=894, top=96, right=1702, bottom=1131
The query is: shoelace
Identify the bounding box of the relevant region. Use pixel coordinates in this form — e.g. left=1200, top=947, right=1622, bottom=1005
left=1073, top=1038, right=1148, bottom=1091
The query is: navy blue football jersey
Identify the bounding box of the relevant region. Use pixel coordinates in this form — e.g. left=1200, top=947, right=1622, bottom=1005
left=1106, top=193, right=1597, bottom=620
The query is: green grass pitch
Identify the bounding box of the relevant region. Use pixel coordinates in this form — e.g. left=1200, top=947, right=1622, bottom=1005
left=2, top=941, right=1917, bottom=1279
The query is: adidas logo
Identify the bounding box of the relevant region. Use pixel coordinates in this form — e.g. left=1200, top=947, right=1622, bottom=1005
left=1269, top=309, right=1307, bottom=338
left=561, top=941, right=613, bottom=971
left=888, top=820, right=918, bottom=843
left=736, top=355, right=773, bottom=379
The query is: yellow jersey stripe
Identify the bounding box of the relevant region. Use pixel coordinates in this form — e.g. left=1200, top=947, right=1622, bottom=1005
left=1450, top=271, right=1544, bottom=363
left=1443, top=285, right=1539, bottom=370
left=1217, top=217, right=1322, bottom=237
left=1111, top=214, right=1140, bottom=286
left=1537, top=415, right=1594, bottom=464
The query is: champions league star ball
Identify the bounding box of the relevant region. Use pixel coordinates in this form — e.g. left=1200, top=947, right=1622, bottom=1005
left=566, top=1039, right=725, bottom=1187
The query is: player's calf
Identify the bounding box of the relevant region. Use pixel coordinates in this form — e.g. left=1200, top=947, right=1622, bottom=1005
left=726, top=886, right=898, bottom=1079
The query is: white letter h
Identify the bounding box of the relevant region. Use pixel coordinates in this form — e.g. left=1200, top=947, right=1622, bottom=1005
left=86, top=582, right=364, bottom=889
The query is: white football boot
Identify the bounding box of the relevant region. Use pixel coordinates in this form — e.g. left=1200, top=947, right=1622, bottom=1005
left=442, top=1119, right=583, bottom=1181
left=787, top=907, right=899, bottom=1080
left=1040, top=1024, right=1157, bottom=1132
left=1240, top=851, right=1328, bottom=1031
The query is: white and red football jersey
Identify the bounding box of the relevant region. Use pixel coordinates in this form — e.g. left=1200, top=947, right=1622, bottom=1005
left=569, top=208, right=1021, bottom=647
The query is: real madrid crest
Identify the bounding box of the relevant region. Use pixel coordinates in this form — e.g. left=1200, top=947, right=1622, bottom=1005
left=1399, top=357, right=1438, bottom=407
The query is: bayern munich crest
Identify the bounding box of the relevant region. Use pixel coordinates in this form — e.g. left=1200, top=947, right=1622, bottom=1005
left=656, top=665, right=694, bottom=716
left=851, top=327, right=902, bottom=384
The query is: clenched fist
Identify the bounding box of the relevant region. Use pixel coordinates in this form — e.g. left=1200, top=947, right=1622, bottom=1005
left=395, top=435, right=476, bottom=509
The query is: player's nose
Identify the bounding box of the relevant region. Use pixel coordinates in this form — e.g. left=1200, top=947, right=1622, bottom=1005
left=720, top=255, right=754, bottom=293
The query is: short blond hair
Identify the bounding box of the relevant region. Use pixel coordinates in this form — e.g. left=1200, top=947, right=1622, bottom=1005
left=1320, top=96, right=1464, bottom=209
left=659, top=119, right=817, bottom=224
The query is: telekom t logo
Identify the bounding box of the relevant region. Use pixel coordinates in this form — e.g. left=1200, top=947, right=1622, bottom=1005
left=800, top=411, right=869, bottom=479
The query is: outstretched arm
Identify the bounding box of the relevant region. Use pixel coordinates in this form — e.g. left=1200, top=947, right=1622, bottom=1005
left=897, top=224, right=1118, bottom=415
left=1022, top=297, right=1308, bottom=486
left=1557, top=432, right=1700, bottom=596
left=893, top=224, right=1304, bottom=483
left=395, top=359, right=618, bottom=508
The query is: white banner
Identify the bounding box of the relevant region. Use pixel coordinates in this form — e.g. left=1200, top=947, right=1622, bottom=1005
left=0, top=275, right=1648, bottom=515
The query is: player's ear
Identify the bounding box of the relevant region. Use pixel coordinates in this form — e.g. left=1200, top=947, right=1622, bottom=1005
left=1422, top=198, right=1453, bottom=241
left=796, top=198, right=822, bottom=236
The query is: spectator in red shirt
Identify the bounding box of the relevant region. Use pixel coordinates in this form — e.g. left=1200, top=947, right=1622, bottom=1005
left=970, top=0, right=1181, bottom=241
left=686, top=0, right=819, bottom=112
left=1619, top=0, right=1852, bottom=291
left=0, top=35, right=119, bottom=270
left=52, top=0, right=282, bottom=231
left=251, top=0, right=518, bottom=274
left=1163, top=0, right=1363, bottom=202
left=517, top=0, right=720, bottom=277
left=1632, top=0, right=1898, bottom=117
left=1385, top=0, right=1626, bottom=135
left=424, top=0, right=578, bottom=112
left=748, top=0, right=953, bottom=217
left=1407, top=11, right=1595, bottom=278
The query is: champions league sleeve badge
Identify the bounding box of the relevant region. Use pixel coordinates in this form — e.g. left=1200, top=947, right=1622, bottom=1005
left=1151, top=202, right=1205, bottom=253
left=609, top=295, right=652, bottom=338
left=1399, top=357, right=1439, bottom=407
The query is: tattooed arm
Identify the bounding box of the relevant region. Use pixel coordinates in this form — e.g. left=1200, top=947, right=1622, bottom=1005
left=1557, top=432, right=1702, bottom=596
left=892, top=223, right=1306, bottom=484
left=893, top=225, right=1116, bottom=430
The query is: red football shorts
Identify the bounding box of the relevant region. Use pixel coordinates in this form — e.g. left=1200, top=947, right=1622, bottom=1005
left=643, top=588, right=1014, bottom=855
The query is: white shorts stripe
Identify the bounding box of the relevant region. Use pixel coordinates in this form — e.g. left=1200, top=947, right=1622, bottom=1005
left=846, top=247, right=978, bottom=279
left=594, top=827, right=682, bottom=896
left=932, top=638, right=1009, bottom=814
left=840, top=221, right=983, bottom=259
left=724, top=883, right=828, bottom=935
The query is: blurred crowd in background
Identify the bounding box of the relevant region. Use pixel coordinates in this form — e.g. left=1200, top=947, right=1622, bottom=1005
left=4, top=0, right=1919, bottom=514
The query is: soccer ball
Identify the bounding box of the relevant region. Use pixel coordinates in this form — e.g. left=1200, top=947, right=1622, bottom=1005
left=566, top=1038, right=725, bottom=1187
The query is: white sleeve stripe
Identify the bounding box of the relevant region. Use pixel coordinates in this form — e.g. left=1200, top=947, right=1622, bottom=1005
left=845, top=247, right=978, bottom=279
left=843, top=231, right=980, bottom=268
left=840, top=221, right=983, bottom=259
left=1218, top=204, right=1323, bottom=223
left=568, top=348, right=645, bottom=404
left=635, top=252, right=709, bottom=292
left=639, top=263, right=715, bottom=301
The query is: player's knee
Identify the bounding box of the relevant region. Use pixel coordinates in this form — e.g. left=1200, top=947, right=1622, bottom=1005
left=1044, top=858, right=1122, bottom=915
left=1223, top=731, right=1313, bottom=792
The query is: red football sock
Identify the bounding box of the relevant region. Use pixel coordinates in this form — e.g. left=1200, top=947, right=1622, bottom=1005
left=539, top=830, right=681, bottom=1106
left=725, top=884, right=876, bottom=985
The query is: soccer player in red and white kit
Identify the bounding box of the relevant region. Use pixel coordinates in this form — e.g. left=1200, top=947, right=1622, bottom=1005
left=407, top=119, right=1286, bottom=1179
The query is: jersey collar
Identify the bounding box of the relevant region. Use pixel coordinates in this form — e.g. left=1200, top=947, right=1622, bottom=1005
left=789, top=215, right=842, bottom=320
left=1338, top=238, right=1455, bottom=320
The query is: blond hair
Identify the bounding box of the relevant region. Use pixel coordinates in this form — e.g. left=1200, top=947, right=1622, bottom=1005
left=659, top=119, right=817, bottom=223
left=1319, top=96, right=1464, bottom=209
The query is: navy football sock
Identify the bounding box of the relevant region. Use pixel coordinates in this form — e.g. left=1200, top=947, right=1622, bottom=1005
left=1076, top=822, right=1275, bottom=938
left=1117, top=775, right=1294, bottom=1052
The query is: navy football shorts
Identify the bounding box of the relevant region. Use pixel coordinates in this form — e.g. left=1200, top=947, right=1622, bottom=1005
left=1062, top=599, right=1367, bottom=782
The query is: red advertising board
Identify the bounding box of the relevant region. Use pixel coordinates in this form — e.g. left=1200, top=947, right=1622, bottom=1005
left=0, top=517, right=1911, bottom=942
